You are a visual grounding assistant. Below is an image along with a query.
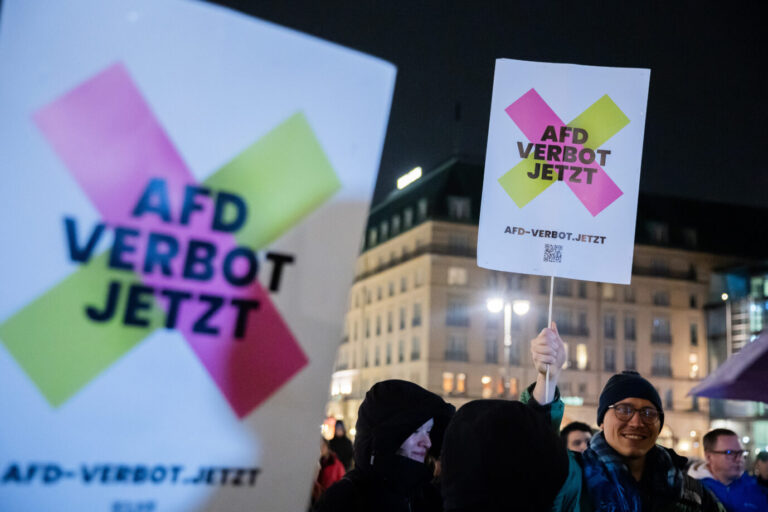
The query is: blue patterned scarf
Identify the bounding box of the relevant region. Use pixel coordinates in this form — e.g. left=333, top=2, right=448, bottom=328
left=581, top=431, right=684, bottom=512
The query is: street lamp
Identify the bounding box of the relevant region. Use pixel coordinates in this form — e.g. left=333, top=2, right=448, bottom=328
left=487, top=297, right=530, bottom=397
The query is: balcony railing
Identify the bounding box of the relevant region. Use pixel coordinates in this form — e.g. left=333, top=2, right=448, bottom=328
left=651, top=333, right=672, bottom=344
left=445, top=350, right=469, bottom=362
left=651, top=367, right=672, bottom=377
left=355, top=243, right=475, bottom=281
left=632, top=266, right=697, bottom=281
left=557, top=325, right=590, bottom=337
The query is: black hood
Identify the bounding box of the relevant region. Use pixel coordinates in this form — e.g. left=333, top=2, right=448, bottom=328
left=354, top=380, right=455, bottom=471
left=441, top=400, right=569, bottom=512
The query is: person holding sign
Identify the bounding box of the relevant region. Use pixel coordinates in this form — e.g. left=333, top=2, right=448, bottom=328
left=314, top=380, right=454, bottom=512
left=525, top=324, right=725, bottom=512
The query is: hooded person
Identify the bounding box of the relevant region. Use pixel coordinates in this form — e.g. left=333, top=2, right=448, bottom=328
left=314, top=380, right=455, bottom=512
left=440, top=399, right=570, bottom=512
left=329, top=419, right=355, bottom=471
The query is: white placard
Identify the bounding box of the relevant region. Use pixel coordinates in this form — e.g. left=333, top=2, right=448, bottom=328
left=0, top=1, right=395, bottom=511
left=478, top=59, right=650, bottom=284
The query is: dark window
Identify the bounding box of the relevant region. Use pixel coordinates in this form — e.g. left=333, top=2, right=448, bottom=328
left=485, top=334, right=498, bottom=364
left=412, top=303, right=422, bottom=327
left=446, top=298, right=470, bottom=327
left=690, top=323, right=699, bottom=346
left=624, top=316, right=636, bottom=341
left=604, top=314, right=616, bottom=339
left=604, top=346, right=616, bottom=371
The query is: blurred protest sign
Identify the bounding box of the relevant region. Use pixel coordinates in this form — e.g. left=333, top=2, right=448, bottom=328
left=0, top=0, right=395, bottom=510
left=478, top=59, right=650, bottom=284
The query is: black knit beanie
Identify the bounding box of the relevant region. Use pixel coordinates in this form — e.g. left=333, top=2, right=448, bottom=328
left=597, top=371, right=664, bottom=428
left=441, top=400, right=569, bottom=512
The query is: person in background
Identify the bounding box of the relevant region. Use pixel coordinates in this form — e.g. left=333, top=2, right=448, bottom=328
left=560, top=421, right=593, bottom=453
left=754, top=451, right=768, bottom=491
left=329, top=420, right=354, bottom=471
left=697, top=429, right=768, bottom=512
left=311, top=437, right=346, bottom=506
left=525, top=323, right=725, bottom=511
left=314, top=380, right=455, bottom=512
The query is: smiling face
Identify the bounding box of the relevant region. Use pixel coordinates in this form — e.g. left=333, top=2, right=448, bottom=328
left=602, top=397, right=660, bottom=460
left=397, top=418, right=434, bottom=463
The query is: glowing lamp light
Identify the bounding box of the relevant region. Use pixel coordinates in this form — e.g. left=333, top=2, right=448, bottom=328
left=486, top=297, right=504, bottom=313
left=721, top=293, right=729, bottom=301
left=396, top=166, right=422, bottom=190
left=690, top=430, right=697, bottom=438
left=512, top=300, right=530, bottom=316
left=481, top=376, right=492, bottom=385
left=743, top=436, right=751, bottom=444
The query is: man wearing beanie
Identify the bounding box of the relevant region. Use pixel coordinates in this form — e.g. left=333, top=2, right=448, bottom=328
left=524, top=323, right=725, bottom=511
left=314, top=380, right=454, bottom=512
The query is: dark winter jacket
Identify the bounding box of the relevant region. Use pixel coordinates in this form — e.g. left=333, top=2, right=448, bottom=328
left=314, top=380, right=455, bottom=512
left=520, top=383, right=725, bottom=512
left=440, top=399, right=570, bottom=512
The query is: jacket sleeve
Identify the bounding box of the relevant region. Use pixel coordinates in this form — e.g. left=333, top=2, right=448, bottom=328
left=520, top=382, right=582, bottom=511
left=520, top=381, right=565, bottom=434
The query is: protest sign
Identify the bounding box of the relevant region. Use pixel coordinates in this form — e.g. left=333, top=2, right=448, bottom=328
left=478, top=59, right=650, bottom=284
left=0, top=1, right=395, bottom=510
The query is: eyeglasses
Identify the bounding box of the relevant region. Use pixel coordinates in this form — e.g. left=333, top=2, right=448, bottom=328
left=608, top=404, right=660, bottom=424
left=708, top=450, right=748, bottom=460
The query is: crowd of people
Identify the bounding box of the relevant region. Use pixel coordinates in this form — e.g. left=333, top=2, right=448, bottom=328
left=310, top=323, right=768, bottom=511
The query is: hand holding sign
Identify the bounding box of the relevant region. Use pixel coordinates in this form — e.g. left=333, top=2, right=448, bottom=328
left=530, top=322, right=565, bottom=404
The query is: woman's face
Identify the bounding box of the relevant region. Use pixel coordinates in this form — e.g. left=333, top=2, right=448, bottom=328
left=397, top=418, right=434, bottom=463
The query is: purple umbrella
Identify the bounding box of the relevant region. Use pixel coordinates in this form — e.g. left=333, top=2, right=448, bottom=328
left=689, top=331, right=768, bottom=403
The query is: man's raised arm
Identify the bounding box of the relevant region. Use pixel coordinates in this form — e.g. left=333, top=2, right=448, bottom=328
left=530, top=322, right=566, bottom=405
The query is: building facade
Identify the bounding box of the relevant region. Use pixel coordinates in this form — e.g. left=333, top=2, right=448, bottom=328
left=705, top=265, right=768, bottom=456
left=326, top=158, right=762, bottom=458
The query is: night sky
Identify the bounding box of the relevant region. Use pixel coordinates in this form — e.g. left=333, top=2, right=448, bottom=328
left=214, top=1, right=767, bottom=208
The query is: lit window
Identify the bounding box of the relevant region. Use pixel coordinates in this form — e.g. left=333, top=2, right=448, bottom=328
left=448, top=266, right=468, bottom=285
left=368, top=228, right=377, bottom=247
left=509, top=378, right=519, bottom=397
left=576, top=344, right=588, bottom=370
left=456, top=373, right=466, bottom=394
left=442, top=372, right=454, bottom=394
left=481, top=375, right=492, bottom=399
left=602, top=284, right=615, bottom=300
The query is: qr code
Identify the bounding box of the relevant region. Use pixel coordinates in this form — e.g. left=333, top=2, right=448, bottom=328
left=544, top=244, right=563, bottom=263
